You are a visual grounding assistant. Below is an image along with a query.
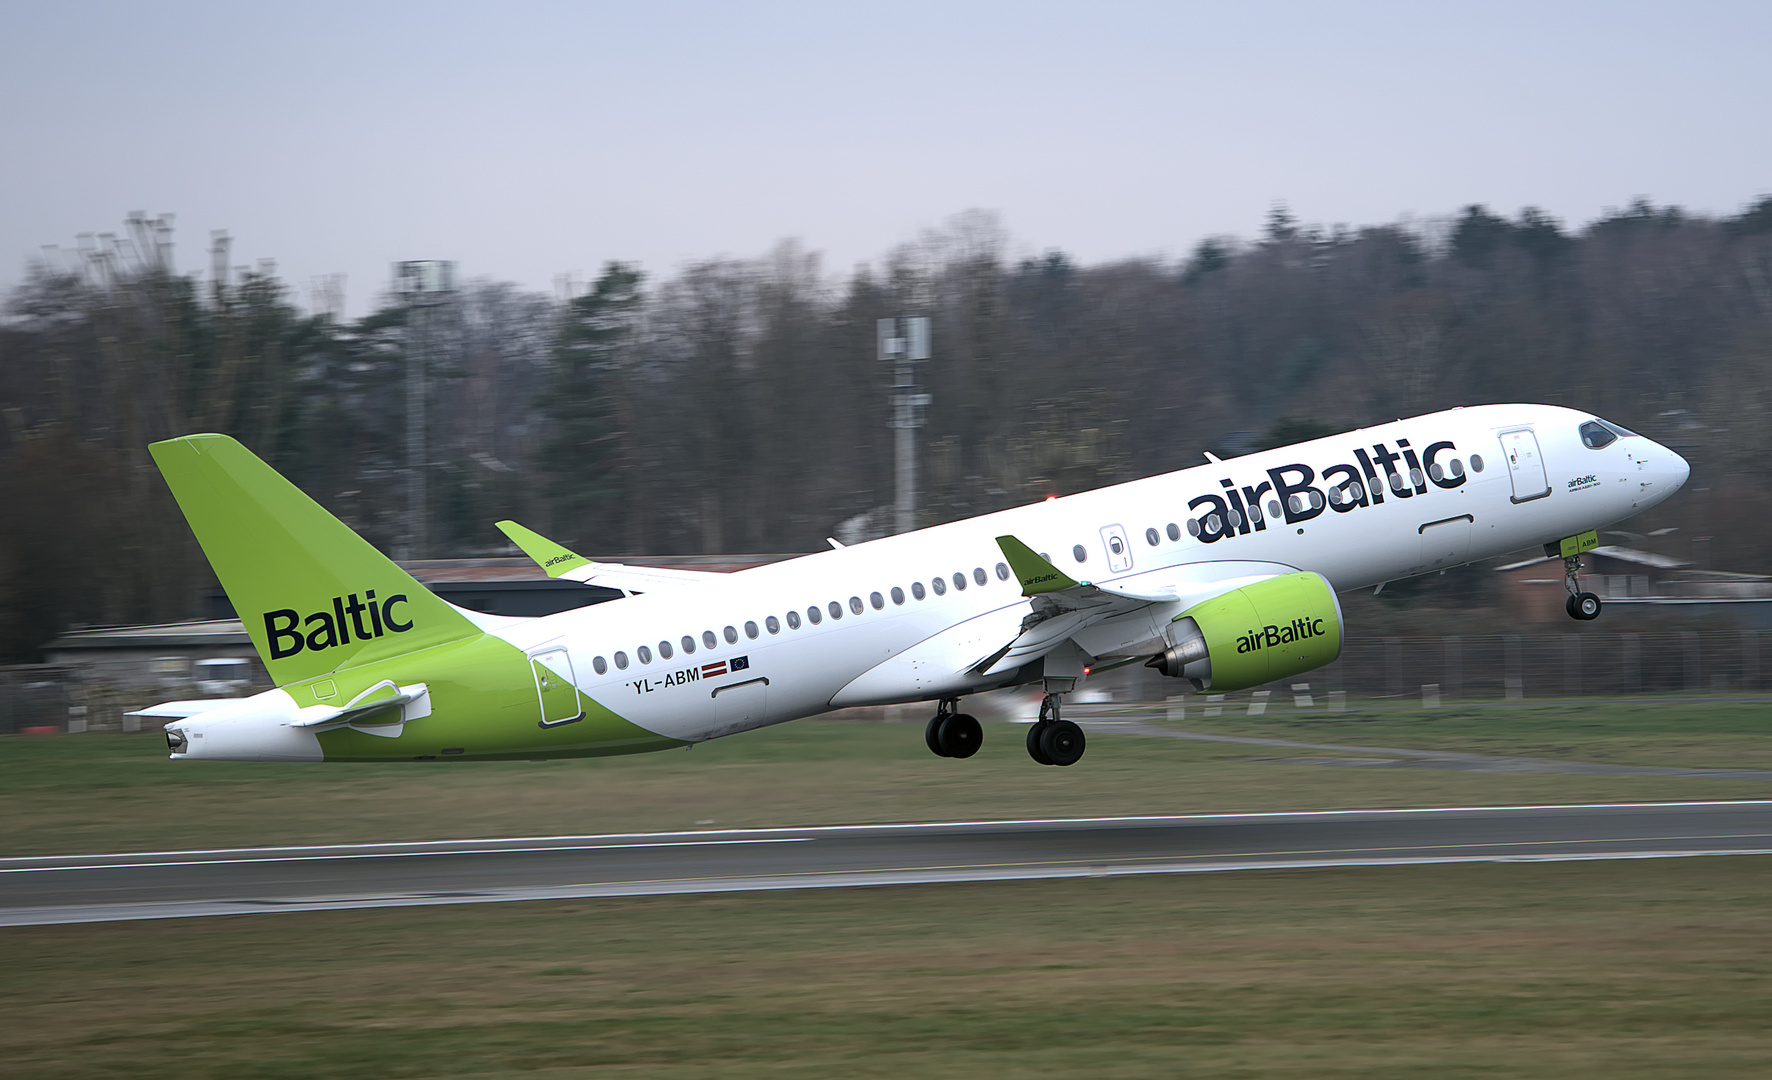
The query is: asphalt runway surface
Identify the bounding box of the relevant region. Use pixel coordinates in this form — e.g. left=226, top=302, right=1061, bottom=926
left=5, top=801, right=1770, bottom=926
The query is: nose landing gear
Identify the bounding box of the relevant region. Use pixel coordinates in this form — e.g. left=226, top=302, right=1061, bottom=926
left=1026, top=691, right=1086, bottom=766
left=1563, top=553, right=1601, bottom=621
left=925, top=698, right=982, bottom=758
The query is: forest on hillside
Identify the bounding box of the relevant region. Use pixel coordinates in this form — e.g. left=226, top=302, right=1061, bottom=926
left=3, top=198, right=1771, bottom=660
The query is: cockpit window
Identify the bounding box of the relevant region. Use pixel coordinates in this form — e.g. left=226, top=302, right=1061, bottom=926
left=1599, top=419, right=1638, bottom=438
left=1580, top=420, right=1617, bottom=449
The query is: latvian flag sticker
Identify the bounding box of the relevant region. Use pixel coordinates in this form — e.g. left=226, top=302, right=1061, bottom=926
left=703, top=656, right=749, bottom=678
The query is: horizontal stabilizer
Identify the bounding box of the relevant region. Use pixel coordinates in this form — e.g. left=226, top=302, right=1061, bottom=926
left=126, top=699, right=240, bottom=721
left=287, top=680, right=429, bottom=729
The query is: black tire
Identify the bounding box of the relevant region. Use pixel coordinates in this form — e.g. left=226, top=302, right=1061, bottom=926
left=1576, top=591, right=1602, bottom=620
left=938, top=713, right=983, bottom=758
left=1039, top=720, right=1086, bottom=767
left=1566, top=594, right=1581, bottom=620
left=926, top=715, right=949, bottom=757
left=1027, top=722, right=1053, bottom=765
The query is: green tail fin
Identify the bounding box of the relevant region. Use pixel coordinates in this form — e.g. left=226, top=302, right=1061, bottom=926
left=150, top=434, right=480, bottom=685
left=495, top=520, right=590, bottom=578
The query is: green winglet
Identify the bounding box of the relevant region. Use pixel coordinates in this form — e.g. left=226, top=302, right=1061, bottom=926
left=496, top=520, right=592, bottom=578
left=995, top=535, right=1080, bottom=596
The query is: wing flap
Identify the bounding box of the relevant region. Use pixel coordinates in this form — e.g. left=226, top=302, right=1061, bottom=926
left=973, top=536, right=1179, bottom=676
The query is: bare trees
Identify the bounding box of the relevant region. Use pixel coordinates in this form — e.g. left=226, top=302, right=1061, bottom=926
left=7, top=200, right=1772, bottom=658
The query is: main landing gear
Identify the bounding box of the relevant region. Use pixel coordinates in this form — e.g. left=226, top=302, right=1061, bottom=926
left=1026, top=692, right=1086, bottom=767
left=1563, top=553, right=1602, bottom=621
left=925, top=698, right=982, bottom=759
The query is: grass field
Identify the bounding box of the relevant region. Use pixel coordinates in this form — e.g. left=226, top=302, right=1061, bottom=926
left=2, top=698, right=1770, bottom=856
left=5, top=699, right=1771, bottom=1076
left=5, top=857, right=1771, bottom=1078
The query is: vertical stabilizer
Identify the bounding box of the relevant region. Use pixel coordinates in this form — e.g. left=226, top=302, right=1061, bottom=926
left=149, top=434, right=479, bottom=685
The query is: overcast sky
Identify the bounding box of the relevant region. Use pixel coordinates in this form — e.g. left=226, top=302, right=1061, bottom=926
left=3, top=1, right=1768, bottom=316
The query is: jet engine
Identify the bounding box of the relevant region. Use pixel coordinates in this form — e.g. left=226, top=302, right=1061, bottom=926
left=1145, top=571, right=1343, bottom=693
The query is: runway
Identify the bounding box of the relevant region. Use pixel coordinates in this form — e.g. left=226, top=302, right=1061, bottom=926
left=5, top=801, right=1771, bottom=926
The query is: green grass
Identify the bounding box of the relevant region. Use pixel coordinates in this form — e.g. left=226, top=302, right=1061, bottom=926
left=1172, top=698, right=1772, bottom=769
left=4, top=858, right=1771, bottom=1078
left=3, top=699, right=1771, bottom=855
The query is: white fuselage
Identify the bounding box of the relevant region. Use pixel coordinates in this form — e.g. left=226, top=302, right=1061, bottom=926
left=479, top=404, right=1687, bottom=743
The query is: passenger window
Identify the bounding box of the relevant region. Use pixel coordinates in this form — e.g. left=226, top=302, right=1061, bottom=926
left=614, top=651, right=629, bottom=670
left=1267, top=499, right=1282, bottom=519
left=1146, top=527, right=1159, bottom=546
left=1227, top=509, right=1242, bottom=528
left=807, top=606, right=822, bottom=625
left=681, top=635, right=695, bottom=655
left=849, top=596, right=864, bottom=614
left=785, top=611, right=800, bottom=630
left=1187, top=518, right=1201, bottom=537
left=638, top=645, right=653, bottom=664
left=593, top=655, right=608, bottom=675
left=912, top=581, right=926, bottom=600
left=1166, top=523, right=1181, bottom=541
left=765, top=616, right=780, bottom=634
left=952, top=572, right=967, bottom=591
left=891, top=586, right=906, bottom=604
left=724, top=626, right=738, bottom=644
left=744, top=621, right=759, bottom=639
left=1109, top=536, right=1124, bottom=555
left=659, top=641, right=673, bottom=659
left=1580, top=420, right=1617, bottom=449
left=870, top=591, right=884, bottom=610
left=974, top=567, right=988, bottom=585
left=996, top=562, right=1009, bottom=580
left=829, top=601, right=844, bottom=620
left=1205, top=513, right=1222, bottom=534
left=932, top=577, right=947, bottom=595
left=1072, top=544, right=1087, bottom=562
left=1470, top=454, right=1485, bottom=472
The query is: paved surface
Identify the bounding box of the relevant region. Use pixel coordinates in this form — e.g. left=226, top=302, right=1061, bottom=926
left=1070, top=711, right=1772, bottom=781
left=5, top=801, right=1770, bottom=926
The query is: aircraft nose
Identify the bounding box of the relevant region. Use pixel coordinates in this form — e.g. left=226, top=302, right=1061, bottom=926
left=1659, top=443, right=1690, bottom=492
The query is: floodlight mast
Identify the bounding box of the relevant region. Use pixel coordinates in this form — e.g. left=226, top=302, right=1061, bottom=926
left=880, top=317, right=932, bottom=536
left=392, top=260, right=456, bottom=560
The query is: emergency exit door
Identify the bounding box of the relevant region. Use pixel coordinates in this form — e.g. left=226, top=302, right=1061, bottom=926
left=531, top=647, right=583, bottom=727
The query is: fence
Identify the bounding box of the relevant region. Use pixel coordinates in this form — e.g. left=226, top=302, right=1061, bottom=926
left=1111, top=629, right=1771, bottom=703
left=0, top=667, right=77, bottom=734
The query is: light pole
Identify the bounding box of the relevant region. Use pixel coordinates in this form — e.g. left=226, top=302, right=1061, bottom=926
left=879, top=317, right=931, bottom=536
left=392, top=260, right=456, bottom=560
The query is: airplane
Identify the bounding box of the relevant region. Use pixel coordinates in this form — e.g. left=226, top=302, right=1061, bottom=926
left=143, top=404, right=1688, bottom=767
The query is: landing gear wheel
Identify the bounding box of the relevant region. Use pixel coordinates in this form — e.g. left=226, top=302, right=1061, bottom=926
left=937, top=713, right=982, bottom=758
left=1562, top=552, right=1601, bottom=621
left=1038, top=720, right=1086, bottom=767
left=1027, top=722, right=1053, bottom=765
left=926, top=716, right=949, bottom=757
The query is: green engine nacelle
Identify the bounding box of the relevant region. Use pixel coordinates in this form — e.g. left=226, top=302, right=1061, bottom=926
left=1144, top=571, right=1344, bottom=693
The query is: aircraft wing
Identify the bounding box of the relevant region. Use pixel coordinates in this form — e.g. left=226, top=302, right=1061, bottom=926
left=972, top=536, right=1179, bottom=676
left=495, top=520, right=724, bottom=595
